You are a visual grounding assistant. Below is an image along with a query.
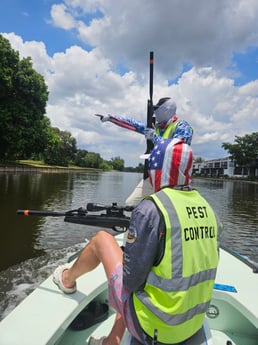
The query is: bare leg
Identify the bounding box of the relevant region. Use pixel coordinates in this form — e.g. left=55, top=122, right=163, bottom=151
left=103, top=313, right=125, bottom=345
left=61, top=231, right=125, bottom=345
left=62, top=230, right=123, bottom=288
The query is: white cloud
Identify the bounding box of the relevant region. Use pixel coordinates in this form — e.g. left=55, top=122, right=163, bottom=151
left=49, top=0, right=258, bottom=78
left=2, top=32, right=52, bottom=75
left=2, top=0, right=258, bottom=165
left=50, top=4, right=76, bottom=30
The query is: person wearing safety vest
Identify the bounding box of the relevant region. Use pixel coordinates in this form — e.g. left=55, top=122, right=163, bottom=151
left=53, top=139, right=221, bottom=345
left=131, top=139, right=220, bottom=344
left=98, top=98, right=193, bottom=206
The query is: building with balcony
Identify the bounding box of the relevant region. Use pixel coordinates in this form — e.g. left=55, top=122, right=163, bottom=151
left=193, top=157, right=258, bottom=178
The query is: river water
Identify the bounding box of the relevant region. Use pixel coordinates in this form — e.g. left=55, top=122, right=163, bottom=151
left=0, top=172, right=257, bottom=320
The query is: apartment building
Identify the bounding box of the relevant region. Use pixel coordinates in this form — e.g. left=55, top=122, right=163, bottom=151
left=193, top=157, right=258, bottom=177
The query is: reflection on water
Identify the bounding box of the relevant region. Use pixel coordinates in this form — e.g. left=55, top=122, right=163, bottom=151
left=0, top=173, right=257, bottom=320
left=193, top=179, right=258, bottom=262
left=0, top=171, right=142, bottom=320
left=0, top=171, right=141, bottom=271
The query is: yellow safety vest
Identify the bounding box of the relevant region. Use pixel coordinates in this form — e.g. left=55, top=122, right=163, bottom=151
left=133, top=188, right=219, bottom=344
left=155, top=120, right=179, bottom=138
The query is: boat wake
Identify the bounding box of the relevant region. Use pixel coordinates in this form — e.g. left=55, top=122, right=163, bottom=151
left=0, top=241, right=87, bottom=321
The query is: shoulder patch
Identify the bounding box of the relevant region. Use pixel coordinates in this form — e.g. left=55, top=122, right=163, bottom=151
left=127, top=229, right=137, bottom=244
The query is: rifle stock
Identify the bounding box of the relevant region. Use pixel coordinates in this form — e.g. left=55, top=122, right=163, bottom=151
left=64, top=214, right=130, bottom=232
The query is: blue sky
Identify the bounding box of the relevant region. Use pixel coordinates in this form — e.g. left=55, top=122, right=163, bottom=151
left=232, top=47, right=258, bottom=86
left=0, top=0, right=81, bottom=54
left=1, top=0, right=258, bottom=166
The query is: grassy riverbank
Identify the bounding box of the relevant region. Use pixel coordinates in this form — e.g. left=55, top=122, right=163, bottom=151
left=0, top=160, right=102, bottom=172
left=18, top=160, right=100, bottom=170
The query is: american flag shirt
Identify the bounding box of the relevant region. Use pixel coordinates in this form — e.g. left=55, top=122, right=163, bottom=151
left=148, top=139, right=192, bottom=191
left=107, top=114, right=193, bottom=145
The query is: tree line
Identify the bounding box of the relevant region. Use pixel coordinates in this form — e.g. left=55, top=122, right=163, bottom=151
left=0, top=34, right=144, bottom=172
left=0, top=34, right=257, bottom=174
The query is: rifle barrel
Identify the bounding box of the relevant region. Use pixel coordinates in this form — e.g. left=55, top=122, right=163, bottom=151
left=17, top=210, right=67, bottom=216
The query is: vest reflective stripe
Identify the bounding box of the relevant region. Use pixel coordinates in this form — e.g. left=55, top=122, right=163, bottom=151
left=133, top=188, right=218, bottom=343
left=135, top=291, right=211, bottom=326
left=147, top=268, right=216, bottom=291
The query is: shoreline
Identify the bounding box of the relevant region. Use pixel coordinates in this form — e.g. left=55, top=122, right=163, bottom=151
left=0, top=163, right=101, bottom=174
left=193, top=175, right=258, bottom=185
left=0, top=163, right=257, bottom=183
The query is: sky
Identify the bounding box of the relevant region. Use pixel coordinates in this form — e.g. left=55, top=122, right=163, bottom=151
left=1, top=0, right=258, bottom=167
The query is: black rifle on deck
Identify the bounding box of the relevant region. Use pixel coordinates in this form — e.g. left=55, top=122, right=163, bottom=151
left=17, top=202, right=134, bottom=233
left=143, top=51, right=155, bottom=180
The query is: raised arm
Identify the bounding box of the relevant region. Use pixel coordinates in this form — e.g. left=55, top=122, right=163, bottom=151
left=96, top=113, right=146, bottom=135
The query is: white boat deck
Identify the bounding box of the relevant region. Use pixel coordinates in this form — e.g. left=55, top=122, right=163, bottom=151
left=0, top=236, right=124, bottom=345
left=0, top=264, right=107, bottom=345
left=208, top=248, right=258, bottom=344
left=0, top=234, right=257, bottom=345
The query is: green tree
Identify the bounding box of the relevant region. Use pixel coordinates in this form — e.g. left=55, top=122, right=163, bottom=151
left=222, top=132, right=258, bottom=167
left=0, top=34, right=49, bottom=160
left=74, top=149, right=88, bottom=167
left=111, top=156, right=124, bottom=171
left=222, top=132, right=258, bottom=177
left=99, top=161, right=112, bottom=170
left=74, top=149, right=104, bottom=168
left=43, top=127, right=77, bottom=166
left=135, top=162, right=144, bottom=173
left=83, top=152, right=103, bottom=168
left=0, top=35, right=19, bottom=99
left=59, top=129, right=77, bottom=163
left=194, top=157, right=205, bottom=163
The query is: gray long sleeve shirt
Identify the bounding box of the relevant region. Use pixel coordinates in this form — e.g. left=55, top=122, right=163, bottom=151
left=123, top=198, right=163, bottom=293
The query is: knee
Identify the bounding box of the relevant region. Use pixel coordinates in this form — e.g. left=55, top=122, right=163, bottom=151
left=91, top=231, right=120, bottom=254
left=92, top=230, right=113, bottom=243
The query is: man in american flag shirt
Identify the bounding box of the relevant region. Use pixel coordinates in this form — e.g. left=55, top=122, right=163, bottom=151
left=98, top=98, right=193, bottom=145
left=98, top=98, right=193, bottom=206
